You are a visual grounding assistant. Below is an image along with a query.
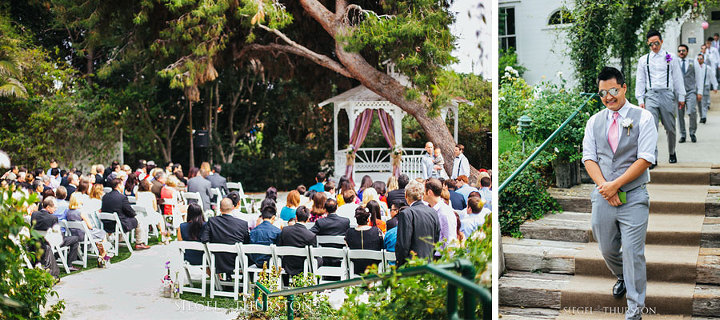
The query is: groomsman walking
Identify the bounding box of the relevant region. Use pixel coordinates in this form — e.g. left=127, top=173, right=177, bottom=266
left=677, top=45, right=698, bottom=143
left=696, top=52, right=718, bottom=124
left=583, top=67, right=657, bottom=320
left=635, top=30, right=685, bottom=167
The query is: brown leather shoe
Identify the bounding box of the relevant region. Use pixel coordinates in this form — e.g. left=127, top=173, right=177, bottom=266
left=134, top=244, right=151, bottom=250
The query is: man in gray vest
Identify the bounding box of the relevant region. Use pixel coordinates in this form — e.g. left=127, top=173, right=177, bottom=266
left=583, top=67, right=658, bottom=320
left=677, top=44, right=698, bottom=143
left=635, top=30, right=685, bottom=167
left=696, top=51, right=718, bottom=124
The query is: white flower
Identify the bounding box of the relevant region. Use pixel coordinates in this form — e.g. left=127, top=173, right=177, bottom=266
left=557, top=71, right=563, bottom=78
left=505, top=66, right=514, bottom=71
left=554, top=147, right=559, bottom=153
left=621, top=118, right=633, bottom=128
left=499, top=97, right=506, bottom=101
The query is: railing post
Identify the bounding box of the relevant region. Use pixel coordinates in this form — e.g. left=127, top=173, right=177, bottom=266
left=447, top=284, right=459, bottom=320
left=286, top=294, right=295, bottom=320
left=254, top=286, right=260, bottom=310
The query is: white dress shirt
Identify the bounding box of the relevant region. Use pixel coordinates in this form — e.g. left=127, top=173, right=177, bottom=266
left=451, top=153, right=470, bottom=179
left=707, top=47, right=720, bottom=69
left=635, top=50, right=686, bottom=104
left=695, top=61, right=718, bottom=92
left=582, top=100, right=657, bottom=165
left=712, top=40, right=720, bottom=51
left=422, top=153, right=435, bottom=180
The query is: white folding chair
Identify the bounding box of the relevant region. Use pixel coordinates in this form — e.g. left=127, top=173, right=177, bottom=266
left=127, top=196, right=136, bottom=204
left=42, top=227, right=71, bottom=274
left=182, top=192, right=203, bottom=210
left=210, top=188, right=222, bottom=214
left=228, top=182, right=253, bottom=213
left=227, top=182, right=241, bottom=192
left=205, top=243, right=242, bottom=300
left=316, top=235, right=346, bottom=248
left=238, top=243, right=275, bottom=290
left=308, top=246, right=348, bottom=283
left=64, top=220, right=100, bottom=268
left=347, top=249, right=385, bottom=278
left=273, top=245, right=312, bottom=286
left=177, top=241, right=209, bottom=297
left=10, top=227, right=34, bottom=268
left=383, top=250, right=397, bottom=270
left=132, top=205, right=159, bottom=239
left=97, top=212, right=134, bottom=255
left=304, top=222, right=315, bottom=230
left=163, top=198, right=185, bottom=231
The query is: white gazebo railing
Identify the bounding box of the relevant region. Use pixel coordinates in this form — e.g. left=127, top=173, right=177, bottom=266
left=334, top=148, right=426, bottom=182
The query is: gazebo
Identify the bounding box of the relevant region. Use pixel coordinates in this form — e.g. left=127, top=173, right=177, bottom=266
left=318, top=74, right=463, bottom=183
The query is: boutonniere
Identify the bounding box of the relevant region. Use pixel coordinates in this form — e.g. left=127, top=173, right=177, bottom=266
left=621, top=118, right=634, bottom=136
left=665, top=53, right=672, bottom=63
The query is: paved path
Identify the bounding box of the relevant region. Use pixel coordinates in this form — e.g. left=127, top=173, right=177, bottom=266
left=657, top=92, right=720, bottom=163
left=51, top=242, right=236, bottom=320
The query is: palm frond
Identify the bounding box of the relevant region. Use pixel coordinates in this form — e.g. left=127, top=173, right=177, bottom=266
left=0, top=77, right=27, bottom=98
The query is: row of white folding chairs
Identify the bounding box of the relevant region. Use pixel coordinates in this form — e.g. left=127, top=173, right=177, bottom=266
left=59, top=220, right=100, bottom=268
left=177, top=241, right=396, bottom=300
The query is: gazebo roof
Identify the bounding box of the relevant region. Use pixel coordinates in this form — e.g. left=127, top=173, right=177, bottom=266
left=318, top=85, right=388, bottom=107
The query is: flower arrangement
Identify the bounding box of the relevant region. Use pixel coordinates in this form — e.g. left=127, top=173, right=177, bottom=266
left=665, top=53, right=672, bottom=63
left=346, top=144, right=356, bottom=166
left=390, top=145, right=402, bottom=168
left=161, top=261, right=180, bottom=298
left=621, top=118, right=634, bottom=136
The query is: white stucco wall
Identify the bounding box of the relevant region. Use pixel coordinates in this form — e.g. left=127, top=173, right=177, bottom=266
left=499, top=0, right=575, bottom=87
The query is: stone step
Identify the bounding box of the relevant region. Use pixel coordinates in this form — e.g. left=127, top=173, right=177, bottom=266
left=520, top=212, right=709, bottom=246
left=498, top=306, right=559, bottom=319
left=549, top=184, right=715, bottom=215
left=504, top=237, right=720, bottom=285
left=499, top=271, right=720, bottom=316
left=649, top=165, right=711, bottom=185
left=575, top=243, right=698, bottom=283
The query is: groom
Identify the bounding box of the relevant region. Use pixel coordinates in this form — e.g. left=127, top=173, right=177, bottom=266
left=582, top=67, right=658, bottom=320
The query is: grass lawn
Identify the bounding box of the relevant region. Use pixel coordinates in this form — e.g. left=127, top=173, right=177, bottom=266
left=499, top=129, right=520, bottom=155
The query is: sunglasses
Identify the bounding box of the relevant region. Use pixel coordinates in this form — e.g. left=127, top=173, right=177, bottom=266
left=647, top=41, right=661, bottom=47
left=678, top=49, right=687, bottom=53
left=598, top=87, right=621, bottom=98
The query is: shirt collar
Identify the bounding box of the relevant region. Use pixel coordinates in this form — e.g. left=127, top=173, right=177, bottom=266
left=606, top=99, right=631, bottom=121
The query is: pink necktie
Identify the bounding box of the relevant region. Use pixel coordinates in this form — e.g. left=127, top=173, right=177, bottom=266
left=608, top=112, right=619, bottom=153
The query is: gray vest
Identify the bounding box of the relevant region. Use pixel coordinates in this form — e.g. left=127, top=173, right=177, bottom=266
left=592, top=107, right=650, bottom=191
left=681, top=58, right=696, bottom=94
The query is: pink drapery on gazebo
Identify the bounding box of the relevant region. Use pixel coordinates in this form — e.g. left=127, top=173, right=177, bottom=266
left=345, top=109, right=399, bottom=184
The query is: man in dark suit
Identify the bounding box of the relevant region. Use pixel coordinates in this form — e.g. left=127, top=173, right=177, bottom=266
left=310, top=199, right=350, bottom=236
left=201, top=198, right=250, bottom=274
left=32, top=196, right=81, bottom=271
left=278, top=207, right=317, bottom=280
left=94, top=164, right=105, bottom=186
left=386, top=174, right=410, bottom=207
left=65, top=174, right=78, bottom=201
left=396, top=180, right=440, bottom=266
left=445, top=179, right=467, bottom=211
left=187, top=168, right=213, bottom=212
left=100, top=178, right=149, bottom=250
left=206, top=164, right=228, bottom=195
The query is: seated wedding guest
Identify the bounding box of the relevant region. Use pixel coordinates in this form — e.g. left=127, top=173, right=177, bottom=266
left=124, top=173, right=138, bottom=197
left=384, top=205, right=406, bottom=252
left=386, top=201, right=403, bottom=230
left=386, top=176, right=398, bottom=193
left=461, top=195, right=489, bottom=238
left=278, top=206, right=317, bottom=281
left=356, top=175, right=373, bottom=202
left=308, top=172, right=326, bottom=193
left=361, top=188, right=389, bottom=219
left=66, top=193, right=111, bottom=263
left=65, top=174, right=79, bottom=200
left=101, top=178, right=149, bottom=250
left=386, top=174, right=410, bottom=207
left=32, top=196, right=81, bottom=271
left=178, top=203, right=206, bottom=265
left=310, top=199, right=349, bottom=236
left=296, top=185, right=309, bottom=205
left=201, top=198, right=250, bottom=274
left=323, top=181, right=336, bottom=199
left=335, top=178, right=356, bottom=206
left=365, top=200, right=386, bottom=233
left=455, top=175, right=479, bottom=203
left=292, top=206, right=311, bottom=228
left=187, top=167, right=212, bottom=211
left=478, top=177, right=492, bottom=210
left=345, top=206, right=384, bottom=275
left=372, top=181, right=388, bottom=206
left=265, top=187, right=278, bottom=202
left=53, top=186, right=69, bottom=221
left=161, top=176, right=182, bottom=216
left=137, top=179, right=169, bottom=242
left=335, top=189, right=360, bottom=227
left=83, top=184, right=104, bottom=216
left=396, top=180, right=440, bottom=266
left=249, top=199, right=282, bottom=267
left=151, top=171, right=165, bottom=200
left=280, top=190, right=300, bottom=222
left=76, top=180, right=91, bottom=203
left=227, top=191, right=259, bottom=229
left=206, top=164, right=228, bottom=195
left=308, top=192, right=327, bottom=222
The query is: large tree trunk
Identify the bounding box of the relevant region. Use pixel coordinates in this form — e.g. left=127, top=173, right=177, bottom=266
left=188, top=98, right=195, bottom=168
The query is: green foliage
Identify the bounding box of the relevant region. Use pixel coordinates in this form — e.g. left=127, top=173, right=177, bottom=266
left=498, top=74, right=533, bottom=131
left=335, top=217, right=492, bottom=319
left=0, top=185, right=64, bottom=319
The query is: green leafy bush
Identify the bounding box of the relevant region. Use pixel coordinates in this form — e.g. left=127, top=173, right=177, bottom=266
left=0, top=185, right=65, bottom=319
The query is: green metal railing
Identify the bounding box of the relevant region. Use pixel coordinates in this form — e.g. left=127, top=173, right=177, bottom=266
left=253, top=259, right=491, bottom=320
left=498, top=93, right=598, bottom=193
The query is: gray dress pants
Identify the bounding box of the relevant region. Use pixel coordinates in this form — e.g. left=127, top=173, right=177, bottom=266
left=700, top=85, right=711, bottom=119
left=591, top=185, right=650, bottom=320
left=678, top=91, right=698, bottom=138
left=645, top=89, right=676, bottom=160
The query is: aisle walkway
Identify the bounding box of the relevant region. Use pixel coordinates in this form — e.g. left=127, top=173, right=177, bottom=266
left=657, top=93, right=720, bottom=163
left=51, top=242, right=234, bottom=320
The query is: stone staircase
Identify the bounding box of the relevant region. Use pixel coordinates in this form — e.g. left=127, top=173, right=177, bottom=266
left=499, top=163, right=720, bottom=319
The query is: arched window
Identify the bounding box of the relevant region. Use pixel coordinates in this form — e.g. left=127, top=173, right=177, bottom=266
left=548, top=9, right=573, bottom=25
